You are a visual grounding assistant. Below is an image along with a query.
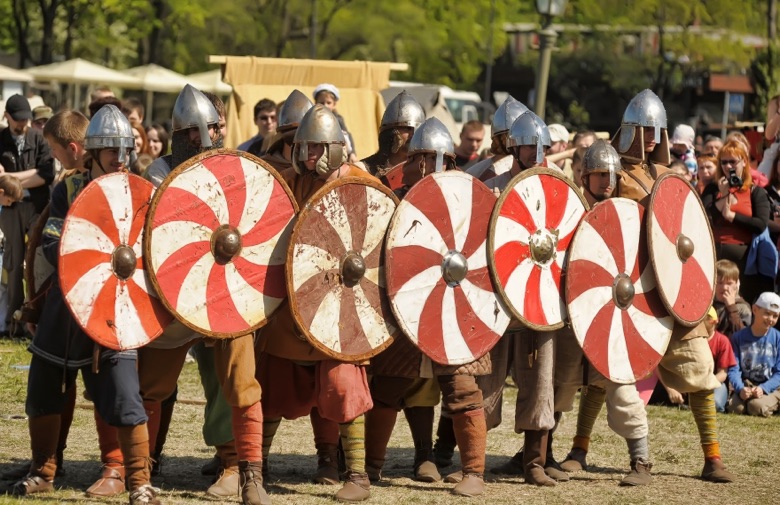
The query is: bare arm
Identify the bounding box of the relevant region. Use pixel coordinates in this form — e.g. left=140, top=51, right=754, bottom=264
left=7, top=168, right=46, bottom=189
left=714, top=368, right=728, bottom=383
left=546, top=147, right=577, bottom=163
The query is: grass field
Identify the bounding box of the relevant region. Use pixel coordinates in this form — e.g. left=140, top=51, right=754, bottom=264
left=1, top=338, right=778, bottom=504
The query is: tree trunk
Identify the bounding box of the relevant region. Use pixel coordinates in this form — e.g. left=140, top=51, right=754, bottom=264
left=39, top=0, right=61, bottom=65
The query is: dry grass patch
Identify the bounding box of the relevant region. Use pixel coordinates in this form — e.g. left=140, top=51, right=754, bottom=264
left=1, top=339, right=778, bottom=504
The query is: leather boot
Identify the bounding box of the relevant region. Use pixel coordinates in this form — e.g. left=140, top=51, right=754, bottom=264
left=545, top=427, right=569, bottom=482
left=129, top=484, right=161, bottom=505
left=490, top=450, right=524, bottom=475
left=314, top=443, right=341, bottom=485
left=208, top=442, right=240, bottom=498
left=201, top=454, right=222, bottom=476
left=239, top=461, right=271, bottom=505
left=86, top=465, right=126, bottom=497
left=335, top=471, right=371, bottom=502
left=451, top=409, right=486, bottom=497
left=11, top=414, right=60, bottom=496
left=56, top=383, right=77, bottom=477
left=117, top=424, right=152, bottom=492
left=311, top=409, right=341, bottom=485
left=701, top=457, right=734, bottom=483
left=364, top=407, right=397, bottom=482
left=559, top=446, right=588, bottom=472
left=620, top=459, right=653, bottom=486
left=433, top=415, right=456, bottom=467
left=152, top=394, right=176, bottom=470
left=404, top=407, right=440, bottom=482
left=91, top=409, right=125, bottom=497
left=523, top=430, right=555, bottom=487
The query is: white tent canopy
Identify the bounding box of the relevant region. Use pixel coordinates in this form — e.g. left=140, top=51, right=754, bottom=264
left=26, top=58, right=141, bottom=87
left=0, top=64, right=32, bottom=83
left=124, top=64, right=193, bottom=93
left=186, top=70, right=232, bottom=95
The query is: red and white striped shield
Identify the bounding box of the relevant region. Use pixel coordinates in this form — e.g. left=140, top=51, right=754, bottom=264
left=380, top=162, right=405, bottom=192
left=489, top=168, right=588, bottom=330
left=288, top=177, right=399, bottom=361
left=648, top=173, right=716, bottom=327
left=59, top=173, right=172, bottom=350
left=145, top=150, right=298, bottom=338
left=385, top=171, right=511, bottom=366
left=566, top=198, right=674, bottom=384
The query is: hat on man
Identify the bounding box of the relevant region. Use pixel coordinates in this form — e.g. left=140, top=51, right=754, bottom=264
left=5, top=94, right=32, bottom=121
left=313, top=83, right=340, bottom=101
left=547, top=123, right=570, bottom=144
left=755, top=292, right=780, bottom=313
left=670, top=124, right=695, bottom=150
left=33, top=106, right=53, bottom=122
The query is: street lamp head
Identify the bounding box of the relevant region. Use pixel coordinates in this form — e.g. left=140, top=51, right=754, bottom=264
left=536, top=0, right=568, bottom=17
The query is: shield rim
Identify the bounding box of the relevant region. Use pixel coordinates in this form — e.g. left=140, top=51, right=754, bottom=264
left=385, top=170, right=508, bottom=366
left=286, top=175, right=400, bottom=362
left=565, top=197, right=673, bottom=384
left=144, top=148, right=299, bottom=339
left=59, top=172, right=169, bottom=350
left=487, top=166, right=589, bottom=331
left=647, top=171, right=716, bottom=327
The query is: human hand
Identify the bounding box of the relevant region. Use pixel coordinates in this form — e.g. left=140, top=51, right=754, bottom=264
left=717, top=177, right=730, bottom=196
left=667, top=387, right=684, bottom=404
left=739, top=387, right=752, bottom=400
left=723, top=283, right=738, bottom=305
left=753, top=387, right=764, bottom=398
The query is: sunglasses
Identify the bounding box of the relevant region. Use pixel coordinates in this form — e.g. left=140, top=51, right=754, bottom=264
left=720, top=159, right=741, bottom=166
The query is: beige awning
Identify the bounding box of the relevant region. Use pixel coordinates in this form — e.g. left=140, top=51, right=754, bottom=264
left=212, top=56, right=400, bottom=156
left=124, top=64, right=194, bottom=93
left=0, top=64, right=32, bottom=83
left=186, top=70, right=233, bottom=95
left=26, top=58, right=141, bottom=87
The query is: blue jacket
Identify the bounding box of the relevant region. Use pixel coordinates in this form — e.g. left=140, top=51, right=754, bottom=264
left=744, top=227, right=778, bottom=278
left=727, top=326, right=780, bottom=394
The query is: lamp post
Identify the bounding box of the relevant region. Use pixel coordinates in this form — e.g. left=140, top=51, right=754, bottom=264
left=533, top=0, right=568, bottom=121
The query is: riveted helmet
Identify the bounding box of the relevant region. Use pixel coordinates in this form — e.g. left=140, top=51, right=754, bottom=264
left=172, top=84, right=220, bottom=149
left=582, top=139, right=622, bottom=189
left=381, top=91, right=425, bottom=132
left=292, top=104, right=347, bottom=175
left=507, top=111, right=551, bottom=165
left=492, top=96, right=529, bottom=137
left=277, top=89, right=314, bottom=134
left=85, top=104, right=135, bottom=166
left=407, top=117, right=455, bottom=173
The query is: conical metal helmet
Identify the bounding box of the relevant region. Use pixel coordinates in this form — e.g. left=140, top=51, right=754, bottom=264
left=277, top=89, right=314, bottom=133
left=507, top=111, right=551, bottom=165
left=408, top=117, right=455, bottom=173
left=292, top=104, right=347, bottom=175
left=84, top=104, right=135, bottom=166
left=380, top=91, right=425, bottom=132
left=171, top=84, right=219, bottom=149
left=492, top=96, right=529, bottom=136
left=582, top=139, right=622, bottom=188
left=618, top=89, right=667, bottom=149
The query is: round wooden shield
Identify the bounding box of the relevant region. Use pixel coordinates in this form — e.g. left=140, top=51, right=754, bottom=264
left=287, top=177, right=399, bottom=361
left=385, top=171, right=511, bottom=366
left=489, top=168, right=588, bottom=331
left=25, top=205, right=54, bottom=297
left=648, top=173, right=716, bottom=327
left=145, top=149, right=298, bottom=338
left=380, top=162, right=405, bottom=192
left=565, top=198, right=674, bottom=384
left=59, top=173, right=172, bottom=350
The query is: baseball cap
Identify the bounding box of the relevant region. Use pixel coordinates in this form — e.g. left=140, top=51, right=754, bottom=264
left=706, top=306, right=718, bottom=321
left=548, top=123, right=569, bottom=144
left=754, top=292, right=780, bottom=313
left=671, top=124, right=695, bottom=150
left=5, top=94, right=32, bottom=121
left=32, top=106, right=53, bottom=122
left=313, top=83, right=340, bottom=101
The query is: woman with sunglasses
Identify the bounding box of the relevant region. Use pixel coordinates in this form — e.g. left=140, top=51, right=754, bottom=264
left=702, top=140, right=773, bottom=304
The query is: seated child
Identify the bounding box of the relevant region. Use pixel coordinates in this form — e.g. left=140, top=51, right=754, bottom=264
left=703, top=307, right=737, bottom=413
left=713, top=260, right=752, bottom=337
left=726, top=292, right=780, bottom=417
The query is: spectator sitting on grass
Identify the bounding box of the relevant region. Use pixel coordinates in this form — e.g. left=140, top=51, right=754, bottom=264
left=703, top=306, right=738, bottom=413
left=726, top=291, right=780, bottom=417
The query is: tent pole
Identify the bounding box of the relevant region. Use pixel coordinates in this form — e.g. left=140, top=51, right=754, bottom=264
left=145, top=90, right=153, bottom=127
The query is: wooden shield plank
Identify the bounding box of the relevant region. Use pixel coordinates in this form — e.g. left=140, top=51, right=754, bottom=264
left=287, top=177, right=399, bottom=361
left=648, top=173, right=716, bottom=327
left=385, top=171, right=511, bottom=366
left=59, top=172, right=173, bottom=350
left=145, top=150, right=298, bottom=338
left=380, top=162, right=405, bottom=192
left=488, top=167, right=588, bottom=331
left=566, top=198, right=674, bottom=384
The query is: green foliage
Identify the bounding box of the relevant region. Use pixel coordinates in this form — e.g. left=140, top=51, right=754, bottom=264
left=749, top=43, right=780, bottom=119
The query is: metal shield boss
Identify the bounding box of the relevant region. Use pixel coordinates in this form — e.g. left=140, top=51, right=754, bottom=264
left=59, top=172, right=173, bottom=350
left=488, top=168, right=588, bottom=330
left=287, top=177, right=399, bottom=361
left=144, top=150, right=297, bottom=338
left=648, top=173, right=716, bottom=326
left=385, top=171, right=511, bottom=366
left=565, top=198, right=674, bottom=384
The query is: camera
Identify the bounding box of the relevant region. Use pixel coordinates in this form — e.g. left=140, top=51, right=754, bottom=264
left=727, top=169, right=743, bottom=188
